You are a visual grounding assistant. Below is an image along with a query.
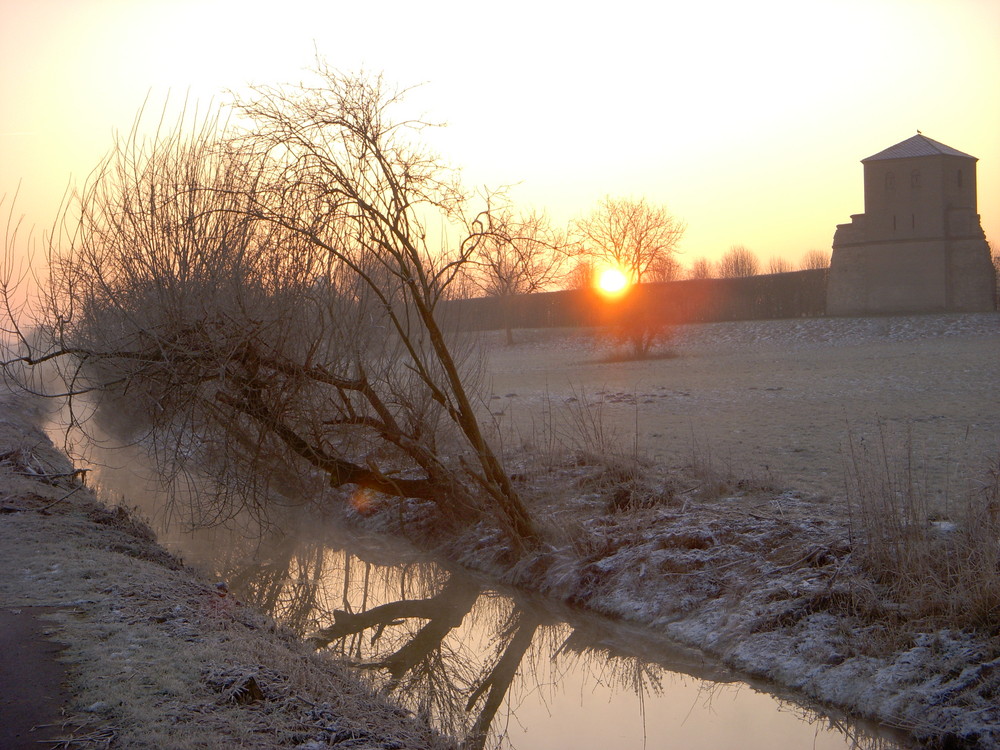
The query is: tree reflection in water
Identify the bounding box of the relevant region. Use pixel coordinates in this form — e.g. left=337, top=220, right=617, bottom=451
left=306, top=565, right=543, bottom=750
left=207, top=530, right=903, bottom=750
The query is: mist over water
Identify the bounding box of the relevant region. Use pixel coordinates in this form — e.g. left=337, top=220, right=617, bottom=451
left=61, top=425, right=907, bottom=750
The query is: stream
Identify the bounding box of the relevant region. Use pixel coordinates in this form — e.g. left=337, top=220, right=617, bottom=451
left=52, top=408, right=915, bottom=749
left=167, top=520, right=912, bottom=750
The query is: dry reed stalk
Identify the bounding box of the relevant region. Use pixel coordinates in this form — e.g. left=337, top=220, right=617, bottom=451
left=845, top=425, right=1000, bottom=634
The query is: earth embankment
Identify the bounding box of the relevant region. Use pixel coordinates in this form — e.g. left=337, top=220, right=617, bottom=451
left=0, top=392, right=449, bottom=749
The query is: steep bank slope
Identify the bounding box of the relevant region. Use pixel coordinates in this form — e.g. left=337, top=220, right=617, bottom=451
left=0, top=392, right=450, bottom=749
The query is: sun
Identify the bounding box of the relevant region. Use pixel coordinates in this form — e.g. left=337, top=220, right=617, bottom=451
left=596, top=267, right=629, bottom=296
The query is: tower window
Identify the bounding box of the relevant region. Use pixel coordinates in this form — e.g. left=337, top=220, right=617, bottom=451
left=911, top=214, right=915, bottom=229
left=911, top=170, right=921, bottom=188
left=893, top=215, right=897, bottom=231
left=885, top=171, right=895, bottom=190
left=957, top=169, right=963, bottom=189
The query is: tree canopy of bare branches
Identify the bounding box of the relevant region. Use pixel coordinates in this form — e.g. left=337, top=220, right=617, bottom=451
left=686, top=257, right=716, bottom=280
left=2, top=66, right=538, bottom=549
left=572, top=197, right=685, bottom=284
left=645, top=253, right=683, bottom=283
left=767, top=255, right=793, bottom=274
left=799, top=249, right=831, bottom=270
left=466, top=208, right=565, bottom=344
left=717, top=244, right=760, bottom=278
left=468, top=209, right=565, bottom=299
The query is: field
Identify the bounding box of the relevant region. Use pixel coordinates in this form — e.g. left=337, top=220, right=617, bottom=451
left=482, top=312, right=1000, bottom=504
left=467, top=312, right=1000, bottom=745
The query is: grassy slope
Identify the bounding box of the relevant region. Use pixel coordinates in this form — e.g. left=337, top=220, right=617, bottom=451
left=0, top=392, right=452, bottom=750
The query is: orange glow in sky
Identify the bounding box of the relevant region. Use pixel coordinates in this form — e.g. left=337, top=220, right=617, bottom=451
left=2, top=0, right=998, bottom=273
left=596, top=267, right=629, bottom=297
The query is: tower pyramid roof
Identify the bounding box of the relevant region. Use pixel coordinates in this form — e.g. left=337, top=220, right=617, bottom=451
left=863, top=134, right=977, bottom=162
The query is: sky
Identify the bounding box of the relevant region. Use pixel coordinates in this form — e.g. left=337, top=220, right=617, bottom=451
left=2, top=0, right=998, bottom=271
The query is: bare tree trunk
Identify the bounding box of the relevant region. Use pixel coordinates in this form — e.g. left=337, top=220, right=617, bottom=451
left=3, top=67, right=541, bottom=551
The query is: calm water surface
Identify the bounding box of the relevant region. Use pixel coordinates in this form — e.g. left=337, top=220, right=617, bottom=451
left=173, top=524, right=912, bottom=750
left=52, top=371, right=919, bottom=749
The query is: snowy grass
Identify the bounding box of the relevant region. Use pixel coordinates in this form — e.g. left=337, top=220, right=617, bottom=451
left=392, top=421, right=1000, bottom=747
left=846, top=427, right=1000, bottom=637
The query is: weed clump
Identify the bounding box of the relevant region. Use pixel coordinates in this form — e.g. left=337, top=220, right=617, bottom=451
left=846, top=430, right=1000, bottom=636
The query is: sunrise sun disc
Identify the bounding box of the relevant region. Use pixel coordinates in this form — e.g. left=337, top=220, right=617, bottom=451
left=597, top=267, right=628, bottom=296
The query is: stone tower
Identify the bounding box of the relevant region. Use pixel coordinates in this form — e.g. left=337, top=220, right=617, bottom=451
left=828, top=134, right=995, bottom=315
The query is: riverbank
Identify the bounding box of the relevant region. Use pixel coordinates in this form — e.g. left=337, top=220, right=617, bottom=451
left=350, top=312, right=999, bottom=748
left=351, top=447, right=1000, bottom=748
left=7, top=312, right=1000, bottom=748
left=0, top=393, right=451, bottom=749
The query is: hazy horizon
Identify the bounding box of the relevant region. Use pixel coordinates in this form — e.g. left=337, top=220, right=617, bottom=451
left=2, top=0, right=998, bottom=270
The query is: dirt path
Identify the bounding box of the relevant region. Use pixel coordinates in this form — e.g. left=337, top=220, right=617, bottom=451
left=482, top=313, right=1000, bottom=503
left=0, top=607, right=70, bottom=749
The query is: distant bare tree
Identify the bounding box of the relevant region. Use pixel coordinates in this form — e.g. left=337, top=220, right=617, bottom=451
left=799, top=249, right=831, bottom=270
left=767, top=255, right=793, bottom=274
left=440, top=270, right=479, bottom=301
left=605, top=295, right=673, bottom=359
left=468, top=208, right=566, bottom=344
left=565, top=258, right=595, bottom=290
left=2, top=67, right=538, bottom=549
left=717, top=245, right=760, bottom=278
left=686, top=257, right=715, bottom=280
left=570, top=197, right=685, bottom=359
left=645, top=253, right=683, bottom=283
left=572, top=196, right=685, bottom=283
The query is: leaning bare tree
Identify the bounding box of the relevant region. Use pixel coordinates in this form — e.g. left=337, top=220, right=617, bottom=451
left=467, top=208, right=565, bottom=345
left=3, top=67, right=538, bottom=550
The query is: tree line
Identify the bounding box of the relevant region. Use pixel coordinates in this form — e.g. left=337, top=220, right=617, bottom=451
left=457, top=200, right=830, bottom=304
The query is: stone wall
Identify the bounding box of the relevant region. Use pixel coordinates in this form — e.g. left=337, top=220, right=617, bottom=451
left=827, top=239, right=995, bottom=316
left=442, top=270, right=830, bottom=332
left=948, top=238, right=998, bottom=312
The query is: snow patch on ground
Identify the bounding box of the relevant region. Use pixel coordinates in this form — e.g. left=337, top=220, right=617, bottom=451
left=494, top=312, right=999, bottom=356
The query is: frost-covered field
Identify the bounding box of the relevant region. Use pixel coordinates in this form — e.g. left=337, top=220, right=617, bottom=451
left=482, top=312, right=1000, bottom=502
left=4, top=312, right=998, bottom=747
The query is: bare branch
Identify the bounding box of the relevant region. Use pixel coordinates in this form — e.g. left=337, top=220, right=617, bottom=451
left=3, top=66, right=539, bottom=549
left=571, top=196, right=685, bottom=283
